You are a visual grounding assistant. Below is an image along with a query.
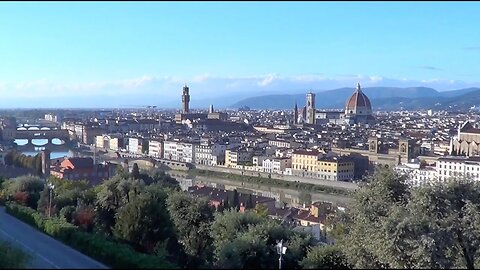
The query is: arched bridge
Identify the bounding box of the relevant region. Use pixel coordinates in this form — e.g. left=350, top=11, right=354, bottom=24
left=103, top=155, right=193, bottom=171
left=14, top=129, right=71, bottom=144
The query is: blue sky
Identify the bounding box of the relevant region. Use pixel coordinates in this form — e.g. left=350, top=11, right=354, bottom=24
left=1, top=1, right=480, bottom=107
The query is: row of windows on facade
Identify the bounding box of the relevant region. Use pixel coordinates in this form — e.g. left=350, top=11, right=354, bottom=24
left=438, top=171, right=480, bottom=177
left=292, top=164, right=352, bottom=173
left=294, top=161, right=352, bottom=166
left=438, top=164, right=480, bottom=171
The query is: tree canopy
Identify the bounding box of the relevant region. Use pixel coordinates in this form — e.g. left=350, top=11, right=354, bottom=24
left=341, top=166, right=480, bottom=269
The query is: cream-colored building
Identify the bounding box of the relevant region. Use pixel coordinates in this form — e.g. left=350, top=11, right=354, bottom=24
left=316, top=156, right=355, bottom=181
left=95, top=134, right=123, bottom=151
left=225, top=149, right=252, bottom=168
left=291, top=149, right=354, bottom=181
left=291, top=149, right=323, bottom=178
left=148, top=139, right=163, bottom=158
left=262, top=157, right=292, bottom=174
left=194, top=143, right=226, bottom=166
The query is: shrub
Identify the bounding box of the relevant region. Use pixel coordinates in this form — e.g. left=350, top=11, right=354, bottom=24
left=13, top=191, right=29, bottom=206
left=5, top=202, right=177, bottom=269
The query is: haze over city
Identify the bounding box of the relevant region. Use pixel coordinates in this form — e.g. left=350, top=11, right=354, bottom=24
left=1, top=1, right=480, bottom=108
left=4, top=2, right=480, bottom=270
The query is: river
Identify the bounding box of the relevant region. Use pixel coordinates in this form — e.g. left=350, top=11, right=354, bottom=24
left=167, top=171, right=352, bottom=208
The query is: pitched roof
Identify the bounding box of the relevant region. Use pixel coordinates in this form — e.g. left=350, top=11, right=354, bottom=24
left=66, top=157, right=94, bottom=169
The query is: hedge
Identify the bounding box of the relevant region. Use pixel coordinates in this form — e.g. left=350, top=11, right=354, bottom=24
left=5, top=202, right=177, bottom=269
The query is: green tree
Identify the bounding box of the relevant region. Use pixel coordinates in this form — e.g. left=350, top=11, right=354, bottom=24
left=167, top=191, right=214, bottom=268
left=213, top=210, right=312, bottom=269
left=94, top=175, right=144, bottom=235
left=44, top=177, right=92, bottom=215
left=3, top=175, right=44, bottom=209
left=228, top=189, right=239, bottom=210
left=341, top=167, right=480, bottom=269
left=142, top=141, right=149, bottom=154
left=141, top=169, right=180, bottom=190
left=245, top=193, right=254, bottom=210
left=59, top=205, right=76, bottom=223
left=341, top=166, right=409, bottom=269
left=131, top=163, right=140, bottom=179
left=113, top=186, right=173, bottom=253
left=254, top=203, right=269, bottom=218
left=211, top=209, right=263, bottom=259
left=4, top=151, right=14, bottom=166
left=34, top=154, right=43, bottom=176
left=301, top=245, right=352, bottom=269
left=298, top=191, right=312, bottom=206
left=216, top=233, right=270, bottom=269
left=37, top=186, right=51, bottom=214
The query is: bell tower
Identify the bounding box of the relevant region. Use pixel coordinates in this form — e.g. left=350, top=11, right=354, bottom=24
left=293, top=103, right=298, bottom=125
left=368, top=137, right=379, bottom=153
left=306, top=92, right=316, bottom=124
left=399, top=138, right=414, bottom=160
left=182, top=84, right=190, bottom=114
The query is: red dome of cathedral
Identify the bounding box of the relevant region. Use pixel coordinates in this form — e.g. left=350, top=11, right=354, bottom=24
left=345, top=83, right=372, bottom=115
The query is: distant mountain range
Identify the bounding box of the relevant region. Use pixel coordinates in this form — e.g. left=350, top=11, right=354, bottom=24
left=230, top=87, right=480, bottom=111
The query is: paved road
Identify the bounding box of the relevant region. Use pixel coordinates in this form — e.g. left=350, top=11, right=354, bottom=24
left=0, top=206, right=108, bottom=269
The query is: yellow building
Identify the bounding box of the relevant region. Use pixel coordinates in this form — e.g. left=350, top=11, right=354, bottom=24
left=291, top=149, right=322, bottom=177
left=316, top=156, right=355, bottom=181
left=292, top=149, right=354, bottom=181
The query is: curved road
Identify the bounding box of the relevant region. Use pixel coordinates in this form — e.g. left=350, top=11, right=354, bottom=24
left=0, top=206, right=108, bottom=269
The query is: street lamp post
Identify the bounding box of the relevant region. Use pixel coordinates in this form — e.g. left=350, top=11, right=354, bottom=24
left=48, top=183, right=55, bottom=218
left=276, top=240, right=287, bottom=269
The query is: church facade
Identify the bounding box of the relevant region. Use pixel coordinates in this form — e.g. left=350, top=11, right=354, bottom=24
left=450, top=121, right=480, bottom=156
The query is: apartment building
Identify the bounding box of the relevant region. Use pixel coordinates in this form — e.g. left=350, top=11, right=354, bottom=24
left=194, top=143, right=226, bottom=166
left=128, top=137, right=143, bottom=155
left=396, top=161, right=437, bottom=186
left=182, top=142, right=195, bottom=163
left=95, top=134, right=124, bottom=151
left=291, top=149, right=354, bottom=180
left=316, top=156, right=355, bottom=181
left=262, top=157, right=292, bottom=174
left=163, top=140, right=196, bottom=163
left=148, top=139, right=163, bottom=158
left=436, top=156, right=480, bottom=182
left=291, top=149, right=322, bottom=178
left=225, top=148, right=252, bottom=168
left=164, top=140, right=179, bottom=161
left=268, top=139, right=302, bottom=149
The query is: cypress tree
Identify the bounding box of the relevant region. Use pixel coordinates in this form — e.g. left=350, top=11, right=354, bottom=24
left=131, top=163, right=140, bottom=179
left=245, top=193, right=254, bottom=209
left=232, top=189, right=239, bottom=210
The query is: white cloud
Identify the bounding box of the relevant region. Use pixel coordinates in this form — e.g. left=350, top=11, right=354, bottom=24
left=368, top=76, right=384, bottom=83
left=258, top=74, right=278, bottom=87
left=0, top=74, right=479, bottom=104
left=192, top=74, right=211, bottom=83
left=121, top=75, right=153, bottom=87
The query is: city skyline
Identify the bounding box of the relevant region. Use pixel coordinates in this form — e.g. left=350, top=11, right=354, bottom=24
left=1, top=2, right=480, bottom=107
